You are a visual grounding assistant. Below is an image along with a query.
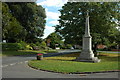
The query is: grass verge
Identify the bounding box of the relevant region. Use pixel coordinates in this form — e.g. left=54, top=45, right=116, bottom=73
left=2, top=49, right=58, bottom=56
left=44, top=50, right=58, bottom=53
left=28, top=52, right=120, bottom=73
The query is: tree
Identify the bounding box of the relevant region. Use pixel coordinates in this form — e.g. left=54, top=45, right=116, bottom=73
left=2, top=2, right=46, bottom=43
left=46, top=32, right=63, bottom=49
left=55, top=2, right=120, bottom=53
left=2, top=3, right=23, bottom=42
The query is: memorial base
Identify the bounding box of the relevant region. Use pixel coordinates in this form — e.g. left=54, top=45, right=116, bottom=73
left=76, top=57, right=101, bottom=63
left=76, top=50, right=101, bottom=63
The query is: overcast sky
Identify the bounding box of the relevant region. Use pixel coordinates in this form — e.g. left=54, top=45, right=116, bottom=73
left=36, top=0, right=68, bottom=39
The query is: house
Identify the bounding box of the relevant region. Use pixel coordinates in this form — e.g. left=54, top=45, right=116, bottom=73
left=97, top=44, right=107, bottom=49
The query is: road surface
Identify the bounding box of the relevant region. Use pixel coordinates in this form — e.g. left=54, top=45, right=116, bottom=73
left=1, top=50, right=119, bottom=78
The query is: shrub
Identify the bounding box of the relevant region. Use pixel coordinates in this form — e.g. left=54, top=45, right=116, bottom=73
left=19, top=41, right=33, bottom=50
left=19, top=41, right=27, bottom=50
left=26, top=45, right=33, bottom=50
left=2, top=43, right=23, bottom=51
left=65, top=44, right=72, bottom=49
left=30, top=43, right=36, bottom=48
left=30, top=43, right=38, bottom=50
left=39, top=41, right=47, bottom=50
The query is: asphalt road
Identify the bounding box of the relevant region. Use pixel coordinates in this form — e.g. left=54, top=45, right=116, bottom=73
left=1, top=50, right=119, bottom=78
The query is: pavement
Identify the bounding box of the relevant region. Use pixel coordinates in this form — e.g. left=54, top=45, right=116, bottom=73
left=1, top=50, right=120, bottom=79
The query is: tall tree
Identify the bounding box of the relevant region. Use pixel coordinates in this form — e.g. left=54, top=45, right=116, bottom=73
left=2, top=2, right=46, bottom=43
left=46, top=32, right=63, bottom=49
left=2, top=3, right=23, bottom=42
left=55, top=2, right=120, bottom=51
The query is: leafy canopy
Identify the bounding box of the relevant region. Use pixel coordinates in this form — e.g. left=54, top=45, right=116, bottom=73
left=55, top=2, right=120, bottom=47
left=2, top=2, right=46, bottom=43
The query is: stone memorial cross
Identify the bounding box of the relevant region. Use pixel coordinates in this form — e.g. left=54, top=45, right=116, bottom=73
left=76, top=10, right=100, bottom=63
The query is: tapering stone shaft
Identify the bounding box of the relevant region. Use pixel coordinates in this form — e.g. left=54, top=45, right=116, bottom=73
left=85, top=12, right=90, bottom=37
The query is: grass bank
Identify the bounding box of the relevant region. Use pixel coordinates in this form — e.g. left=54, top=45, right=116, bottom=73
left=28, top=52, right=120, bottom=73
left=2, top=49, right=58, bottom=56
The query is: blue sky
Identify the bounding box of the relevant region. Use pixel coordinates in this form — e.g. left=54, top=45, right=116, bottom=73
left=36, top=0, right=68, bottom=39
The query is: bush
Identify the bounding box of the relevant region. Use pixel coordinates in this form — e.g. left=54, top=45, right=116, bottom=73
left=19, top=41, right=29, bottom=50
left=30, top=41, right=47, bottom=50
left=65, top=44, right=72, bottom=49
left=19, top=41, right=33, bottom=50
left=2, top=43, right=23, bottom=51
left=30, top=43, right=38, bottom=50
left=19, top=41, right=27, bottom=49
left=39, top=41, right=47, bottom=50
left=30, top=43, right=36, bottom=47
left=26, top=45, right=33, bottom=50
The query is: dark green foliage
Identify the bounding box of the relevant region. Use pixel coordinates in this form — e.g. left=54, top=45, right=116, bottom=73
left=65, top=44, right=72, bottom=49
left=2, top=42, right=33, bottom=51
left=2, top=43, right=23, bottom=51
left=2, top=2, right=46, bottom=43
left=29, top=41, right=47, bottom=50
left=29, top=43, right=39, bottom=50
left=2, top=3, right=23, bottom=43
left=19, top=41, right=33, bottom=50
left=39, top=41, right=47, bottom=50
left=19, top=41, right=27, bottom=50
left=30, top=43, right=36, bottom=48
left=46, top=32, right=63, bottom=49
left=55, top=2, right=120, bottom=48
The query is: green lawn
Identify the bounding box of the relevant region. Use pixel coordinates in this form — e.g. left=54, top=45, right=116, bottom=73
left=2, top=49, right=58, bottom=56
left=28, top=52, right=120, bottom=73
left=44, top=50, right=58, bottom=53
left=2, top=50, right=41, bottom=56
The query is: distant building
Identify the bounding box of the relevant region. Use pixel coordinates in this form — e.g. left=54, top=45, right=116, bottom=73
left=97, top=44, right=107, bottom=49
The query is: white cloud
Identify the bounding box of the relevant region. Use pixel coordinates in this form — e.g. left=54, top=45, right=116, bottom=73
left=46, top=9, right=60, bottom=20
left=44, top=8, right=60, bottom=20
left=47, top=11, right=60, bottom=20
left=49, top=21, right=59, bottom=25
left=42, top=26, right=55, bottom=39
left=37, top=0, right=68, bottom=7
left=36, top=0, right=67, bottom=39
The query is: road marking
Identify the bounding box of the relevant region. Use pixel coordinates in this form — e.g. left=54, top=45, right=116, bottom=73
left=10, top=63, right=16, bottom=66
left=2, top=61, right=29, bottom=68
left=2, top=65, right=8, bottom=68
left=25, top=61, right=28, bottom=63
left=79, top=74, right=87, bottom=76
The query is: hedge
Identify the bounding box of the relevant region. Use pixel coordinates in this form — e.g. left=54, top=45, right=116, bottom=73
left=2, top=43, right=23, bottom=51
